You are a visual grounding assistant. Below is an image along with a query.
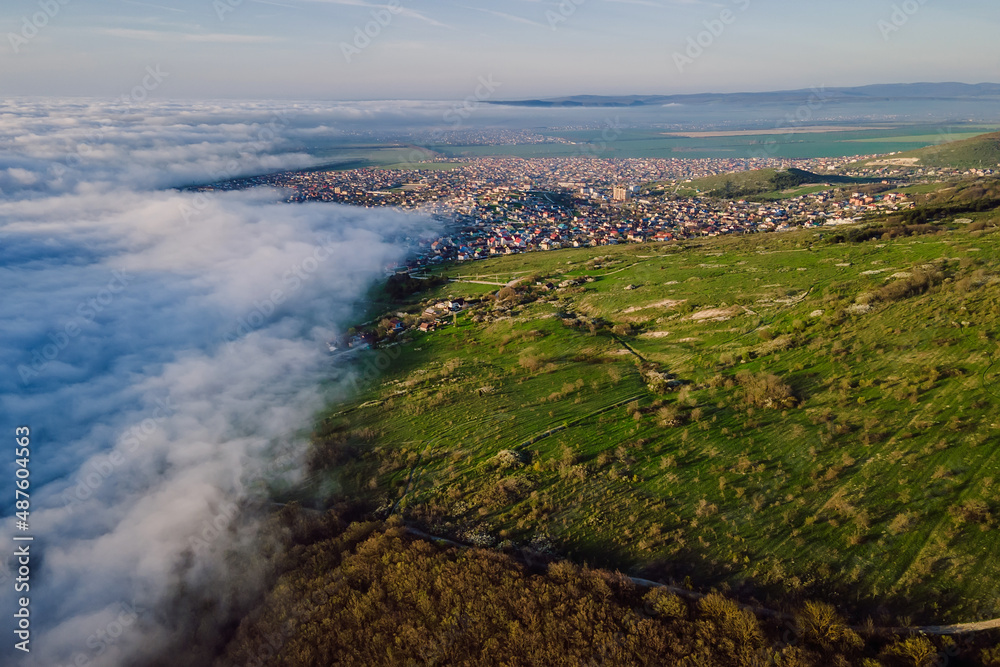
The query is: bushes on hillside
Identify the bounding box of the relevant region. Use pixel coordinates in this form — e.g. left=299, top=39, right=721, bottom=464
left=220, top=526, right=726, bottom=666
left=876, top=269, right=944, bottom=303
left=212, top=518, right=1000, bottom=667
left=881, top=636, right=938, bottom=666
left=736, top=371, right=798, bottom=409
left=795, top=601, right=863, bottom=651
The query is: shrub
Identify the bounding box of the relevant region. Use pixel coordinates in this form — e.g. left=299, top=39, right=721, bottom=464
left=493, top=449, right=526, bottom=470
left=496, top=286, right=516, bottom=301
left=881, top=636, right=938, bottom=666
left=876, top=269, right=943, bottom=303
left=981, top=645, right=1000, bottom=666
left=658, top=405, right=687, bottom=427
left=949, top=498, right=992, bottom=525
left=756, top=335, right=794, bottom=356
left=643, top=588, right=688, bottom=619
left=736, top=371, right=797, bottom=409
left=519, top=354, right=543, bottom=373
left=795, top=600, right=863, bottom=651
left=888, top=512, right=916, bottom=535
left=698, top=593, right=764, bottom=663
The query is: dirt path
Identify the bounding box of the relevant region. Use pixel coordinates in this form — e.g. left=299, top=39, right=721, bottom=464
left=272, top=504, right=1000, bottom=637
left=449, top=279, right=507, bottom=286
left=514, top=392, right=646, bottom=449
left=402, top=526, right=1000, bottom=636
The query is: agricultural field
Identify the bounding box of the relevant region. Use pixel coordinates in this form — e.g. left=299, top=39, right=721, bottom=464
left=854, top=131, right=1000, bottom=170
left=432, top=124, right=1000, bottom=161
left=304, top=144, right=442, bottom=170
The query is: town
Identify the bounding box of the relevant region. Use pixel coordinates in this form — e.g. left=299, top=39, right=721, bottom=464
left=199, top=155, right=929, bottom=273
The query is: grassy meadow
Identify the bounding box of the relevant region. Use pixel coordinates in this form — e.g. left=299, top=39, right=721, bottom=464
left=305, top=212, right=1000, bottom=626
left=433, top=124, right=1000, bottom=161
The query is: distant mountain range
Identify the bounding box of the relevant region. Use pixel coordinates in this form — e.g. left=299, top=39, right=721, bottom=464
left=489, top=83, right=1000, bottom=108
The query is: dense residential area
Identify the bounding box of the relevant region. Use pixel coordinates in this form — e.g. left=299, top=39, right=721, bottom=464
left=201, top=155, right=921, bottom=269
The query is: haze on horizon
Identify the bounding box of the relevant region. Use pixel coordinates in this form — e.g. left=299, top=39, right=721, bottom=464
left=2, top=0, right=999, bottom=101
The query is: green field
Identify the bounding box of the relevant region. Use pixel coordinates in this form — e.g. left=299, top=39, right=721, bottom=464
left=429, top=124, right=1000, bottom=161
left=673, top=169, right=783, bottom=197
left=671, top=168, right=867, bottom=199
left=847, top=133, right=989, bottom=144
left=855, top=132, right=1000, bottom=170
left=305, top=144, right=440, bottom=170
left=304, top=211, right=1000, bottom=627
left=284, top=125, right=1000, bottom=172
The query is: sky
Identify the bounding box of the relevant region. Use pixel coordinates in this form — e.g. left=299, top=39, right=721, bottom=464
left=2, top=0, right=999, bottom=100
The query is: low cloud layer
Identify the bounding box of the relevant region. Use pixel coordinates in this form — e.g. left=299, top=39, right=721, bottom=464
left=0, top=100, right=438, bottom=666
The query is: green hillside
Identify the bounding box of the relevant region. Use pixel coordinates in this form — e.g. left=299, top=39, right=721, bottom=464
left=675, top=168, right=865, bottom=199
left=858, top=131, right=1000, bottom=170
left=301, top=210, right=1000, bottom=627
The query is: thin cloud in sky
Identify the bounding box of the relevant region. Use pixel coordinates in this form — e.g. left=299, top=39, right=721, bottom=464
left=96, top=28, right=282, bottom=43
left=601, top=0, right=666, bottom=7
left=467, top=7, right=546, bottom=28
left=299, top=0, right=452, bottom=28
left=119, top=0, right=187, bottom=12
left=250, top=0, right=300, bottom=8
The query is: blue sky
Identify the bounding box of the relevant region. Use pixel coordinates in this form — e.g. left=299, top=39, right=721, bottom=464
left=2, top=0, right=999, bottom=100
